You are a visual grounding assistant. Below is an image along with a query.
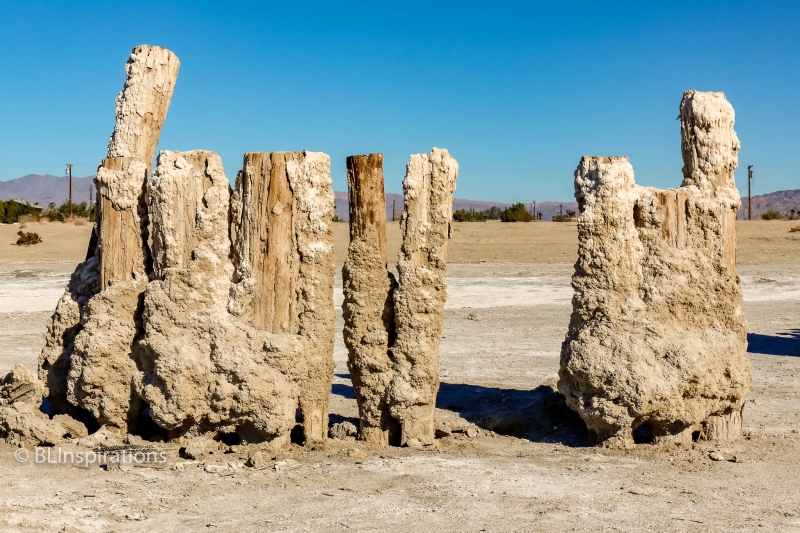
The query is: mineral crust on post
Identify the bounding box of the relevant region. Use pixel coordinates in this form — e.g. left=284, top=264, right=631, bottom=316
left=140, top=151, right=298, bottom=444
left=558, top=90, right=751, bottom=448
left=40, top=45, right=179, bottom=431
left=342, top=154, right=397, bottom=445
left=389, top=148, right=458, bottom=445
left=138, top=150, right=335, bottom=445
left=229, top=151, right=336, bottom=443
left=36, top=47, right=337, bottom=447
left=343, top=148, right=458, bottom=445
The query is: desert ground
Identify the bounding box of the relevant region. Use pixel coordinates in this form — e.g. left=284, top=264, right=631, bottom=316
left=0, top=219, right=798, bottom=532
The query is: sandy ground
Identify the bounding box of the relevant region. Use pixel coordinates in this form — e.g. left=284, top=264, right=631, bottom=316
left=0, top=219, right=798, bottom=532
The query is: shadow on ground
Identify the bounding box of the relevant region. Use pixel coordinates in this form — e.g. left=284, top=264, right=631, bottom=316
left=331, top=383, right=355, bottom=400
left=748, top=330, right=800, bottom=357
left=332, top=374, right=588, bottom=447
left=437, top=381, right=587, bottom=447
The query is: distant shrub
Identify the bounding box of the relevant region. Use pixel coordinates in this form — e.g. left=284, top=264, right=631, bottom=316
left=483, top=206, right=503, bottom=220
left=39, top=201, right=94, bottom=223
left=43, top=209, right=62, bottom=222
left=761, top=209, right=783, bottom=220
left=16, top=231, right=41, bottom=245
left=453, top=209, right=488, bottom=222
left=18, top=214, right=39, bottom=224
left=500, top=203, right=533, bottom=222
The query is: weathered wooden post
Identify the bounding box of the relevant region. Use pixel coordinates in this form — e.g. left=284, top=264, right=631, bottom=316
left=344, top=148, right=458, bottom=445
left=343, top=154, right=397, bottom=444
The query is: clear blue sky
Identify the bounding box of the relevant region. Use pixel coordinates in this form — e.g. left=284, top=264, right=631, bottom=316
left=1, top=0, right=797, bottom=201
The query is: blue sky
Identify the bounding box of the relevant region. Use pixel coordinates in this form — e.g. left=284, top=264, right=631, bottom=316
left=0, top=1, right=797, bottom=201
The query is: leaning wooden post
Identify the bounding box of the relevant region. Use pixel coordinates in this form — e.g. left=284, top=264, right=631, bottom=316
left=40, top=45, right=179, bottom=429
left=97, top=45, right=180, bottom=287
left=65, top=45, right=180, bottom=431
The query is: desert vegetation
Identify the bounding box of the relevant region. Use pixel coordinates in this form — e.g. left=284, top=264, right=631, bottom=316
left=0, top=199, right=94, bottom=224
left=552, top=209, right=576, bottom=222
left=760, top=208, right=783, bottom=220
left=41, top=201, right=94, bottom=222
left=454, top=204, right=541, bottom=222
left=500, top=202, right=533, bottom=222
left=15, top=230, right=41, bottom=245
left=453, top=208, right=488, bottom=222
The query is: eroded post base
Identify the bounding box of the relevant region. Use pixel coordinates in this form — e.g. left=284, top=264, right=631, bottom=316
left=701, top=408, right=743, bottom=441
left=300, top=399, right=329, bottom=442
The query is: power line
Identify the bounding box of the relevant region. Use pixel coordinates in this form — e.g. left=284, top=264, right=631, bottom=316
left=66, top=163, right=73, bottom=218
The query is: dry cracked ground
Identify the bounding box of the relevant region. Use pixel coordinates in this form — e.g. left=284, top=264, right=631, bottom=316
left=0, top=219, right=798, bottom=532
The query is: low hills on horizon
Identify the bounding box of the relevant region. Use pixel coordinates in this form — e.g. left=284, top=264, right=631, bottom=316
left=1, top=173, right=797, bottom=222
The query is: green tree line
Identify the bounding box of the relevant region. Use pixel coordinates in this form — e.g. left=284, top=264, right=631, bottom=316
left=453, top=203, right=577, bottom=223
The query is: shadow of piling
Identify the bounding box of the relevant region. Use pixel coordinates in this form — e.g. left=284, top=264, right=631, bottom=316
left=331, top=373, right=588, bottom=447
left=748, top=330, right=800, bottom=357
left=437, top=381, right=588, bottom=447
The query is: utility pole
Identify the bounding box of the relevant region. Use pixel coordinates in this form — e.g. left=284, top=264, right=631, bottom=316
left=559, top=203, right=563, bottom=217
left=532, top=200, right=536, bottom=220
left=89, top=183, right=93, bottom=220
left=66, top=163, right=73, bottom=218
left=747, top=165, right=754, bottom=220
left=392, top=199, right=396, bottom=222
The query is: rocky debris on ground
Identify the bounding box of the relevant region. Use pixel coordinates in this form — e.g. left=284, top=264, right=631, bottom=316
left=52, top=414, right=88, bottom=439
left=0, top=365, right=89, bottom=446
left=0, top=365, right=43, bottom=406
left=559, top=90, right=752, bottom=448
left=0, top=403, right=68, bottom=446
left=246, top=450, right=267, bottom=469
left=329, top=421, right=358, bottom=440
left=73, top=425, right=124, bottom=448
left=183, top=436, right=217, bottom=459
left=273, top=458, right=301, bottom=471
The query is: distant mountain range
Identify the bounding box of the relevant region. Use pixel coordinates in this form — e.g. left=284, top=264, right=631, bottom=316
left=2, top=174, right=577, bottom=221
left=737, top=189, right=800, bottom=219
left=2, top=174, right=796, bottom=221
left=333, top=191, right=577, bottom=221
left=0, top=174, right=95, bottom=207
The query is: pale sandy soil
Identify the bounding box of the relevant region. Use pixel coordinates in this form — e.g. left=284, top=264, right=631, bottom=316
left=0, top=219, right=798, bottom=532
